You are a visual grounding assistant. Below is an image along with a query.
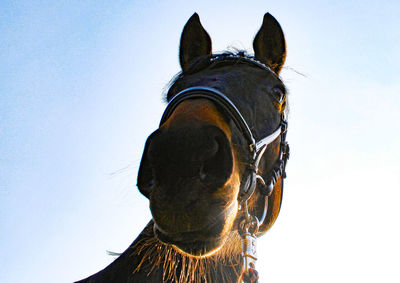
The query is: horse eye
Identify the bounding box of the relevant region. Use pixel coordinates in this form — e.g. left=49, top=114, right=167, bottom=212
left=271, top=87, right=285, bottom=104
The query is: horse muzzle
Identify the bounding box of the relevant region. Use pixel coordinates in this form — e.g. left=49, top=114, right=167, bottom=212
left=137, top=120, right=234, bottom=199
left=137, top=118, right=239, bottom=255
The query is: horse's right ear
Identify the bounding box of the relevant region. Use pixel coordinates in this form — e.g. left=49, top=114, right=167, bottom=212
left=253, top=13, right=286, bottom=74
left=179, top=13, right=212, bottom=72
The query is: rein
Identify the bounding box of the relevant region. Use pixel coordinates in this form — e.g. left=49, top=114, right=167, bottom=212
left=160, top=55, right=289, bottom=281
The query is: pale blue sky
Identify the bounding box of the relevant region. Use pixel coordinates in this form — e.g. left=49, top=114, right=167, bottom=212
left=1, top=1, right=399, bottom=282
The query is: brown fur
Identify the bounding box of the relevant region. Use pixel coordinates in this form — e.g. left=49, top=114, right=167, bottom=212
left=77, top=12, right=288, bottom=283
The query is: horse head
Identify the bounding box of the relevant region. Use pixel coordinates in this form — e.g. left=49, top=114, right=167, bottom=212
left=137, top=12, right=288, bottom=261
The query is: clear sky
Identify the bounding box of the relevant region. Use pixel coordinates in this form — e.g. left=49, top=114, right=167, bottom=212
left=1, top=1, right=399, bottom=282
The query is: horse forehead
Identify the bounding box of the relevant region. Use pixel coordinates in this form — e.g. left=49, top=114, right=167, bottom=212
left=169, top=63, right=277, bottom=98
left=202, top=65, right=276, bottom=88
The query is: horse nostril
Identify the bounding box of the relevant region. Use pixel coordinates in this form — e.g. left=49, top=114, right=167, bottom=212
left=199, top=127, right=233, bottom=189
left=199, top=165, right=207, bottom=181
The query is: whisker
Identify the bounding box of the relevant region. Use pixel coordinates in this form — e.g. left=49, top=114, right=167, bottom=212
left=130, top=229, right=242, bottom=283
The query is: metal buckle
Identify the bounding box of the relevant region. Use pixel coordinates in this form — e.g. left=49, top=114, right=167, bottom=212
left=238, top=201, right=259, bottom=277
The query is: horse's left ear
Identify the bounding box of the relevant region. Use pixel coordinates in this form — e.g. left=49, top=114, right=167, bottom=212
left=253, top=13, right=286, bottom=74
left=179, top=13, right=212, bottom=72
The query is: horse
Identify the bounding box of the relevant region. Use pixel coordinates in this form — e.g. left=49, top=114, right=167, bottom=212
left=77, top=12, right=289, bottom=283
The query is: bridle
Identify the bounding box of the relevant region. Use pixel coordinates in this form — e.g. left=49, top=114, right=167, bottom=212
left=159, top=55, right=290, bottom=280
left=160, top=86, right=289, bottom=203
